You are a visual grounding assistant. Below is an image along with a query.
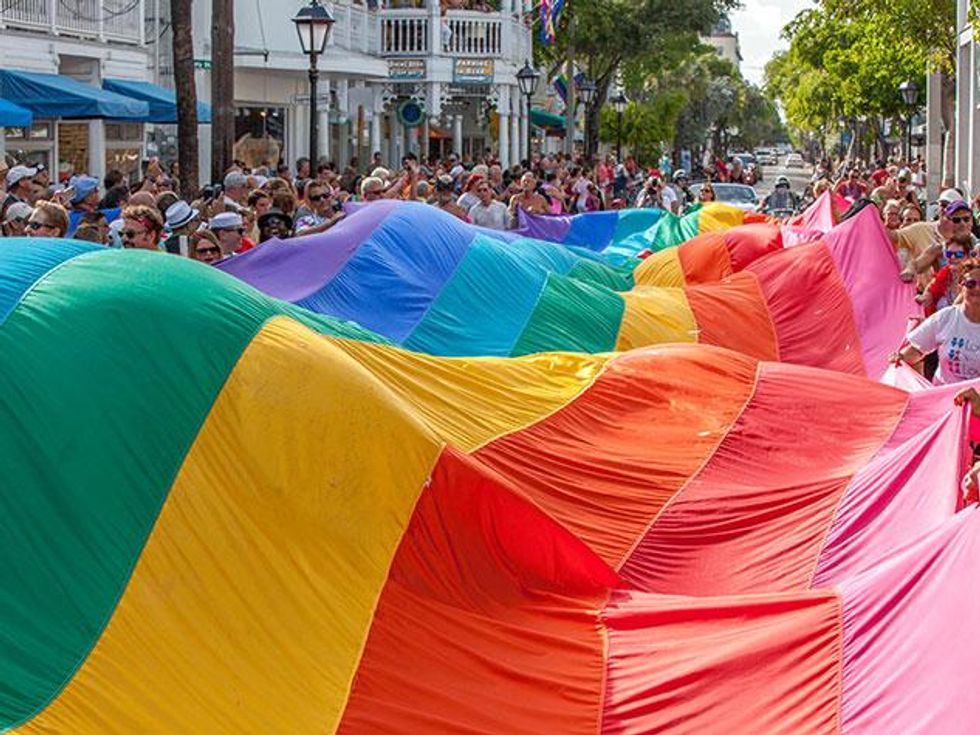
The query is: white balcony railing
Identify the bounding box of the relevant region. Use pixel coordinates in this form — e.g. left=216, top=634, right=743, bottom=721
left=0, top=0, right=142, bottom=45
left=378, top=8, right=526, bottom=60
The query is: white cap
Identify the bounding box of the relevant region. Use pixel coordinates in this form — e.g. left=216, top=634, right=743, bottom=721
left=208, top=211, right=244, bottom=230
left=6, top=165, right=37, bottom=187
left=939, top=188, right=965, bottom=204
left=3, top=201, right=32, bottom=223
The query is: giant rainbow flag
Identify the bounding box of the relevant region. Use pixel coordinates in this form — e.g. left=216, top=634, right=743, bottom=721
left=220, top=200, right=915, bottom=377
left=0, top=234, right=978, bottom=732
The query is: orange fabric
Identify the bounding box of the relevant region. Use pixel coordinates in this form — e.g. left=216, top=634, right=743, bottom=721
left=337, top=448, right=614, bottom=734
left=601, top=589, right=843, bottom=735
left=474, top=346, right=758, bottom=565
left=724, top=223, right=785, bottom=272
left=748, top=241, right=866, bottom=375
left=676, top=232, right=733, bottom=284
left=620, top=362, right=908, bottom=595
left=685, top=273, right=780, bottom=361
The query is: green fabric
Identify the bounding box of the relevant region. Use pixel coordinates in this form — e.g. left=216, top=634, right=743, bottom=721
left=511, top=273, right=625, bottom=356
left=530, top=107, right=565, bottom=129
left=0, top=251, right=380, bottom=727
left=567, top=258, right=635, bottom=291
left=648, top=210, right=702, bottom=252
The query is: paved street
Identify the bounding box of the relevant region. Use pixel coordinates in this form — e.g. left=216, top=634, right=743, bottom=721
left=759, top=156, right=813, bottom=198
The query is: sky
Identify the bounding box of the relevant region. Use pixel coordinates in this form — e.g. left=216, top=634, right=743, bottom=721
left=731, top=0, right=813, bottom=87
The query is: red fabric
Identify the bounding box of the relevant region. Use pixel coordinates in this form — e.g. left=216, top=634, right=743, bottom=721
left=620, top=361, right=907, bottom=595
left=723, top=223, right=784, bottom=272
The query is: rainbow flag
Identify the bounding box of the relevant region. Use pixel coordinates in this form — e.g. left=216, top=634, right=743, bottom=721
left=220, top=201, right=914, bottom=378
left=0, top=233, right=974, bottom=732
left=539, top=0, right=564, bottom=45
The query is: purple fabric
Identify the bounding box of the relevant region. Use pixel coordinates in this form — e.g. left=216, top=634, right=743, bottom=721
left=515, top=209, right=573, bottom=242
left=216, top=200, right=400, bottom=301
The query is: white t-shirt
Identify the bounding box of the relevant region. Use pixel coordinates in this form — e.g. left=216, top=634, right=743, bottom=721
left=468, top=200, right=510, bottom=230
left=661, top=185, right=678, bottom=212
left=907, top=305, right=980, bottom=384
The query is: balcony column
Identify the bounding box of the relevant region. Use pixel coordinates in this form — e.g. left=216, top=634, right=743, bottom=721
left=495, top=88, right=510, bottom=169
left=88, top=120, right=106, bottom=185
left=510, top=86, right=520, bottom=166
left=370, top=112, right=382, bottom=160
left=452, top=114, right=463, bottom=157
left=519, top=106, right=529, bottom=162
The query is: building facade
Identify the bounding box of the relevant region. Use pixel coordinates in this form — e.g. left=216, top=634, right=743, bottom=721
left=953, top=0, right=978, bottom=196
left=0, top=2, right=150, bottom=182
left=702, top=15, right=741, bottom=70
left=168, top=0, right=534, bottom=178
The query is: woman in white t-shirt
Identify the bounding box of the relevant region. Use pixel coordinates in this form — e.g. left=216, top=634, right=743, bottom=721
left=899, top=258, right=980, bottom=384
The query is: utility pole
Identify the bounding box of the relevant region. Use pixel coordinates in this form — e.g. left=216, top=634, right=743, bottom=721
left=172, top=0, right=199, bottom=197
left=563, top=12, right=575, bottom=157
left=211, top=0, right=235, bottom=182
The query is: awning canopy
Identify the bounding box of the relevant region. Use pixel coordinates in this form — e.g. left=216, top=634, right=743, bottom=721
left=0, top=70, right=148, bottom=120
left=530, top=107, right=565, bottom=129
left=0, top=98, right=33, bottom=127
left=428, top=125, right=451, bottom=140
left=103, top=78, right=212, bottom=124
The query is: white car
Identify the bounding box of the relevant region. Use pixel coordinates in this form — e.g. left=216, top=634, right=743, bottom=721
left=785, top=153, right=805, bottom=168
left=755, top=149, right=778, bottom=165
left=688, top=183, right=759, bottom=212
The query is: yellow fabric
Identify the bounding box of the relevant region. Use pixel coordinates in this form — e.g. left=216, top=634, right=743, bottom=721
left=335, top=340, right=611, bottom=452
left=698, top=203, right=746, bottom=233
left=616, top=287, right=699, bottom=351
left=632, top=249, right=686, bottom=288
left=18, top=317, right=443, bottom=734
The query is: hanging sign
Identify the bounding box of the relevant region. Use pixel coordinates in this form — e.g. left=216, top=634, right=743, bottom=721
left=388, top=59, right=427, bottom=80
left=397, top=99, right=425, bottom=128
left=453, top=59, right=494, bottom=85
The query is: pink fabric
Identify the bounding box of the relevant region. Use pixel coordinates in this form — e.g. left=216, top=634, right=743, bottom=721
left=839, top=508, right=980, bottom=734
left=813, top=406, right=969, bottom=586
left=826, top=207, right=919, bottom=379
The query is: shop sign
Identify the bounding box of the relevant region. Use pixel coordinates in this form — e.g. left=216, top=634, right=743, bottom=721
left=388, top=59, right=427, bottom=80
left=453, top=59, right=494, bottom=85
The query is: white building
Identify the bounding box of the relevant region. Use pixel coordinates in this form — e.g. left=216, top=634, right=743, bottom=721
left=952, top=0, right=978, bottom=196
left=0, top=2, right=150, bottom=183
left=166, top=0, right=533, bottom=178
left=702, top=15, right=741, bottom=70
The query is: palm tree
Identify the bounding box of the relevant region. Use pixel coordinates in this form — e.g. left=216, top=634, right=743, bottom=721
left=171, top=0, right=199, bottom=198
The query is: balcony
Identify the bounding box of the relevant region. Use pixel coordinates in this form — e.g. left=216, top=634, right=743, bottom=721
left=0, top=0, right=143, bottom=45
left=379, top=8, right=529, bottom=61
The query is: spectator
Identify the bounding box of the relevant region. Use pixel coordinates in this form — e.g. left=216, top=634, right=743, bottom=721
left=222, top=171, right=249, bottom=211
left=433, top=174, right=470, bottom=221
left=468, top=180, right=510, bottom=230
left=3, top=166, right=39, bottom=215
left=119, top=204, right=164, bottom=250
left=360, top=176, right=386, bottom=202
left=258, top=209, right=294, bottom=242
left=189, top=229, right=224, bottom=264
left=2, top=202, right=32, bottom=236
left=26, top=201, right=69, bottom=238
left=162, top=200, right=201, bottom=255
left=209, top=211, right=246, bottom=255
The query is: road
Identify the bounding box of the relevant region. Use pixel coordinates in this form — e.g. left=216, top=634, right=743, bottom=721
left=758, top=156, right=813, bottom=198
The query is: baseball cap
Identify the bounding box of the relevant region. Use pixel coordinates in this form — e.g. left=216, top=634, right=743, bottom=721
left=939, top=188, right=965, bottom=204
left=208, top=211, right=244, bottom=230
left=943, top=199, right=972, bottom=217
left=3, top=201, right=32, bottom=223
left=6, top=165, right=37, bottom=187
left=70, top=175, right=99, bottom=204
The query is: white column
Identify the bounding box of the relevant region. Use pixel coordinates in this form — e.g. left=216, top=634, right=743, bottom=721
left=452, top=114, right=463, bottom=156
left=407, top=125, right=419, bottom=156
left=88, top=119, right=106, bottom=183
left=498, top=112, right=510, bottom=169
left=370, top=112, right=382, bottom=159
left=510, top=89, right=521, bottom=165
left=317, top=109, right=330, bottom=163
left=926, top=71, right=943, bottom=201
left=520, top=110, right=529, bottom=162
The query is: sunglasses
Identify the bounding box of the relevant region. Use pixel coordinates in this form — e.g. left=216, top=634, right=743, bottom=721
left=964, top=279, right=980, bottom=290
left=950, top=215, right=973, bottom=224
left=945, top=250, right=968, bottom=259
left=308, top=194, right=328, bottom=202
left=196, top=246, right=221, bottom=256
left=121, top=229, right=146, bottom=239
left=26, top=221, right=50, bottom=231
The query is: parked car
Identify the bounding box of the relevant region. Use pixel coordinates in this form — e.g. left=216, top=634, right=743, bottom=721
left=785, top=153, right=805, bottom=168
left=689, top=182, right=759, bottom=212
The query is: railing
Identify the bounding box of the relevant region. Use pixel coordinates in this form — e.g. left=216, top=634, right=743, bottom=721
left=0, top=0, right=143, bottom=45
left=379, top=9, right=429, bottom=56
left=443, top=11, right=502, bottom=56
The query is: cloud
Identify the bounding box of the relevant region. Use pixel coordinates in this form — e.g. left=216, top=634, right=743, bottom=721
left=730, top=0, right=813, bottom=86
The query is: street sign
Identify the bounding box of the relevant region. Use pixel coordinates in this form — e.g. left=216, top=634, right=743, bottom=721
left=388, top=59, right=426, bottom=80
left=453, top=59, right=494, bottom=85
left=193, top=59, right=212, bottom=70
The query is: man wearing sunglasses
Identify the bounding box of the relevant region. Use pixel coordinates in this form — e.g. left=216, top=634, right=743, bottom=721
left=209, top=211, right=246, bottom=256
left=896, top=195, right=976, bottom=284
left=294, top=184, right=344, bottom=236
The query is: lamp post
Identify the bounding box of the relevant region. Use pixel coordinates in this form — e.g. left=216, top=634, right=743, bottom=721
left=293, top=0, right=335, bottom=166
left=516, top=60, right=540, bottom=165
left=898, top=79, right=920, bottom=163
left=577, top=78, right=596, bottom=163
left=612, top=89, right=628, bottom=161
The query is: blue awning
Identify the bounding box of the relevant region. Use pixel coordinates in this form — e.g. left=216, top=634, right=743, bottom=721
left=0, top=70, right=148, bottom=120
left=103, top=78, right=212, bottom=124
left=0, top=98, right=33, bottom=127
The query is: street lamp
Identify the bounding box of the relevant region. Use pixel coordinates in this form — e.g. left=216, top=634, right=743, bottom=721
left=577, top=78, right=596, bottom=162
left=293, top=0, right=335, bottom=167
left=898, top=79, right=920, bottom=162
left=516, top=60, right=540, bottom=164
left=612, top=89, right=628, bottom=161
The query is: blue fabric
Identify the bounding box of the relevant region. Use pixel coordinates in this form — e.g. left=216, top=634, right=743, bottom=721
left=102, top=78, right=212, bottom=124
left=563, top=211, right=619, bottom=251
left=67, top=208, right=122, bottom=238
left=0, top=99, right=32, bottom=127
left=296, top=206, right=474, bottom=343
left=0, top=239, right=101, bottom=325
left=404, top=236, right=547, bottom=356
left=0, top=71, right=148, bottom=120
left=506, top=237, right=582, bottom=275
